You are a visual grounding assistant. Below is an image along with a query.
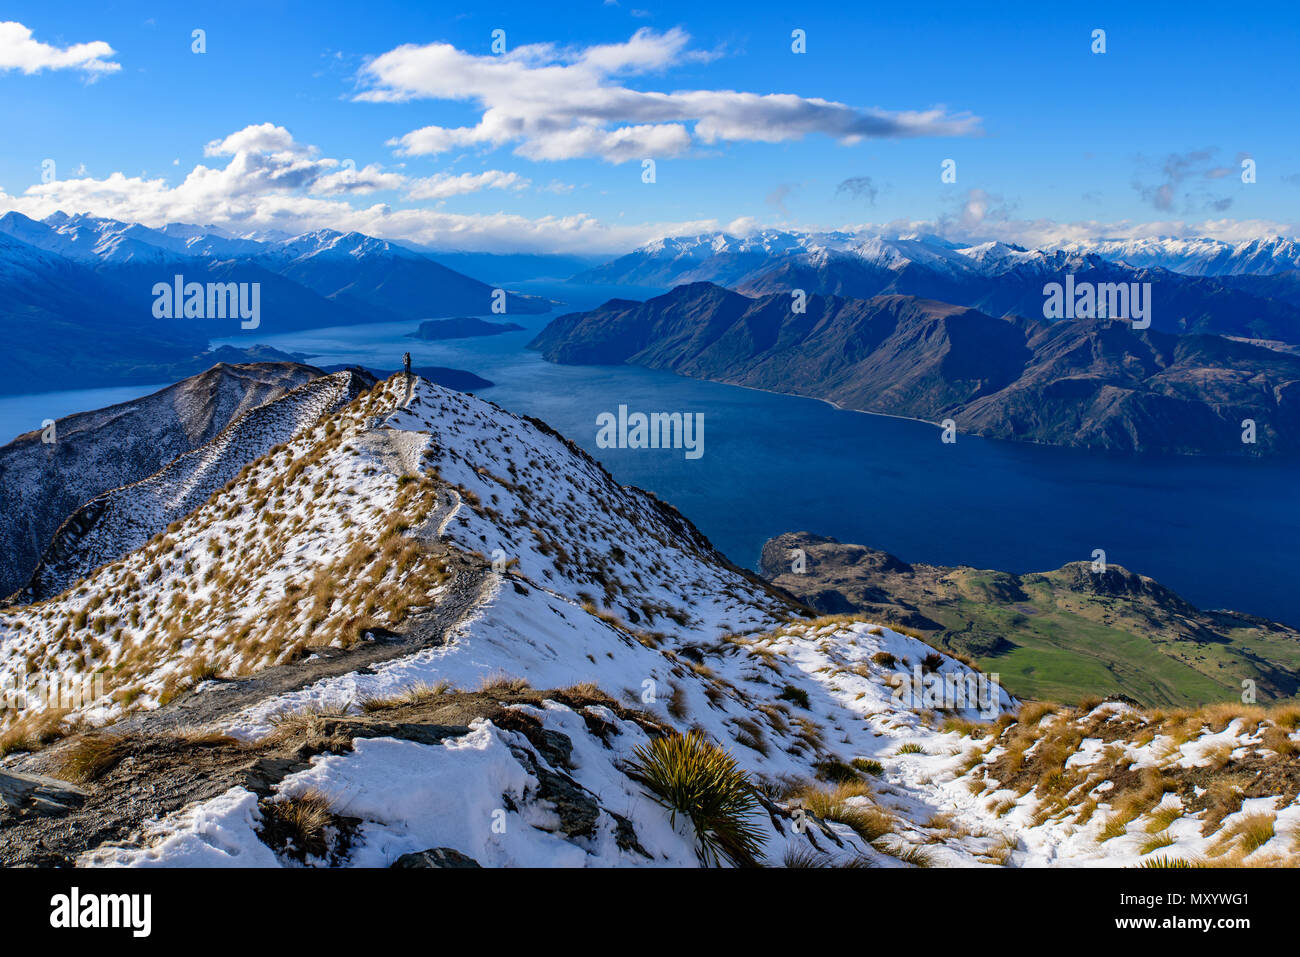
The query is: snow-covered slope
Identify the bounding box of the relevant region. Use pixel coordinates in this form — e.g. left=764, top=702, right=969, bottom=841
left=22, top=369, right=374, bottom=600
left=1057, top=236, right=1300, bottom=276
left=2, top=374, right=1296, bottom=869
left=0, top=362, right=327, bottom=599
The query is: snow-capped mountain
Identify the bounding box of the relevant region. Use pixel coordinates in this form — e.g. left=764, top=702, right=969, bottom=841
left=1, top=370, right=1296, bottom=869
left=1057, top=236, right=1300, bottom=276
left=580, top=228, right=1300, bottom=288
left=574, top=229, right=1300, bottom=343
left=0, top=212, right=552, bottom=395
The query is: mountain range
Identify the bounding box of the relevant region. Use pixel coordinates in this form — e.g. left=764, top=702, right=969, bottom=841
left=573, top=230, right=1300, bottom=343
left=0, top=212, right=551, bottom=395
left=529, top=282, right=1300, bottom=456
left=576, top=229, right=1300, bottom=282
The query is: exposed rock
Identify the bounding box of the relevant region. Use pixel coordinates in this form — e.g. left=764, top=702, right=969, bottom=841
left=0, top=769, right=87, bottom=821
left=391, top=847, right=482, bottom=868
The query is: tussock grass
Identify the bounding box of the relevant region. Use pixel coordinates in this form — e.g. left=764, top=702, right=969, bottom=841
left=0, top=708, right=71, bottom=756
left=1139, top=831, right=1176, bottom=855
left=875, top=840, right=935, bottom=867
left=1016, top=701, right=1059, bottom=727
left=626, top=730, right=765, bottom=868
left=1212, top=812, right=1276, bottom=857
left=791, top=781, right=893, bottom=843
left=1145, top=803, right=1183, bottom=833
left=814, top=758, right=863, bottom=784
left=357, top=680, right=452, bottom=712
left=260, top=790, right=337, bottom=861
left=476, top=672, right=532, bottom=695
left=52, top=732, right=129, bottom=783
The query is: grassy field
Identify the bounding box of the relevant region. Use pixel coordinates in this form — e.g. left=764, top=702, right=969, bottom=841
left=764, top=535, right=1300, bottom=709
left=923, top=570, right=1300, bottom=707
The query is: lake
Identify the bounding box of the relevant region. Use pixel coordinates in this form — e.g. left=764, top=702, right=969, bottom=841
left=6, top=281, right=1298, bottom=626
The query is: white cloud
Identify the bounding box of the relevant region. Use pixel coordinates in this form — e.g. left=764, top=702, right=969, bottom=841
left=826, top=210, right=1298, bottom=248
left=0, top=21, right=120, bottom=76
left=358, top=28, right=980, bottom=163
left=0, top=123, right=715, bottom=253
left=405, top=170, right=528, bottom=200
left=2, top=124, right=1289, bottom=257
left=205, top=123, right=304, bottom=157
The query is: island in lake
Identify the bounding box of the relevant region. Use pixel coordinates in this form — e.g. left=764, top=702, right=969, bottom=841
left=407, top=317, right=525, bottom=340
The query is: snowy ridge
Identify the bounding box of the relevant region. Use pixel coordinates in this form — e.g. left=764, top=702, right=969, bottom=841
left=0, top=213, right=418, bottom=267
left=0, top=362, right=325, bottom=599
left=23, top=370, right=373, bottom=600
left=3, top=375, right=1297, bottom=868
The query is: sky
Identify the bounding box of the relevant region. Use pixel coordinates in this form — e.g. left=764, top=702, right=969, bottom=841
left=1, top=0, right=1297, bottom=254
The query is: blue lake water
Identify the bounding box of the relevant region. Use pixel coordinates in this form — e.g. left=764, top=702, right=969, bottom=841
left=5, top=280, right=1298, bottom=626
left=0, top=382, right=170, bottom=445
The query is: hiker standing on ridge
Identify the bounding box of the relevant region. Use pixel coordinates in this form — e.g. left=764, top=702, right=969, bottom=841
left=402, top=351, right=411, bottom=379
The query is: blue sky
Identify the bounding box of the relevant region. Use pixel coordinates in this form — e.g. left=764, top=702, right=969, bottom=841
left=1, top=0, right=1296, bottom=252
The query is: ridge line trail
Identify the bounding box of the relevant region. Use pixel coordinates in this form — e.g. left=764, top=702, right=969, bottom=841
left=42, top=382, right=488, bottom=741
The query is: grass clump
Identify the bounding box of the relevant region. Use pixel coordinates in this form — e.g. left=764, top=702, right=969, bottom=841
left=259, top=790, right=337, bottom=862
left=627, top=730, right=766, bottom=867
left=52, top=732, right=130, bottom=783
left=1212, top=813, right=1276, bottom=857
left=791, top=782, right=893, bottom=843
left=1139, top=831, right=1176, bottom=855
left=814, top=758, right=863, bottom=784
left=851, top=758, right=884, bottom=776
left=777, top=685, right=810, bottom=709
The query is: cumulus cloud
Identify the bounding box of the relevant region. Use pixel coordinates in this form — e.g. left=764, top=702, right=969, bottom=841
left=0, top=20, right=120, bottom=76
left=829, top=211, right=1297, bottom=249
left=358, top=27, right=980, bottom=164
left=0, top=123, right=714, bottom=253
left=405, top=170, right=529, bottom=200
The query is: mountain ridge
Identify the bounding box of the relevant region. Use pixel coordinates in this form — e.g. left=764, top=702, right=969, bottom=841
left=529, top=282, right=1300, bottom=456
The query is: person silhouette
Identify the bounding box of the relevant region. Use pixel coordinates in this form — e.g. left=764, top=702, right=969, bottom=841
left=402, top=352, right=411, bottom=379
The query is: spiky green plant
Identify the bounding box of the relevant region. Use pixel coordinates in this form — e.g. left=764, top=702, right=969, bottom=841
left=852, top=758, right=885, bottom=776
left=627, top=730, right=766, bottom=867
